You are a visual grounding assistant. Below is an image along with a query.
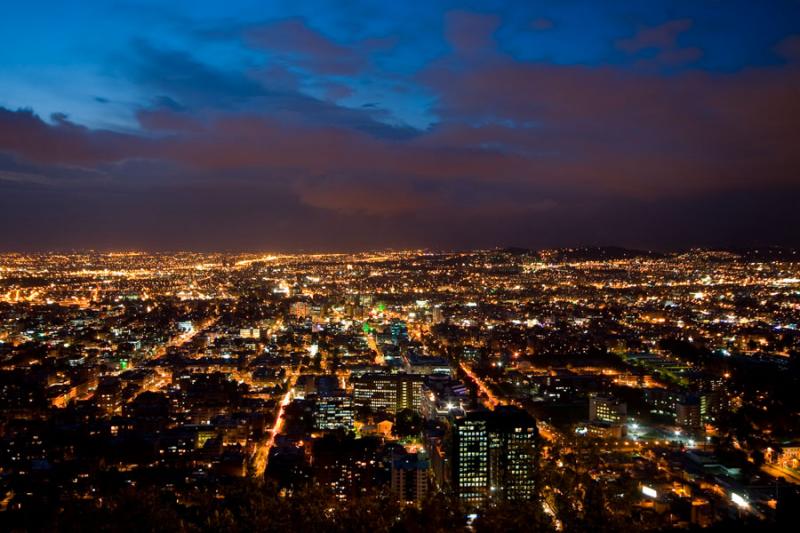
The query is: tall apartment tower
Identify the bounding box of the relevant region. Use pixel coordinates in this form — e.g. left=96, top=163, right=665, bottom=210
left=390, top=450, right=430, bottom=506
left=452, top=406, right=538, bottom=506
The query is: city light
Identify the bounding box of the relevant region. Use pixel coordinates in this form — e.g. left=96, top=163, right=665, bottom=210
left=0, top=248, right=795, bottom=529
left=731, top=493, right=749, bottom=509
left=1, top=0, right=798, bottom=527
left=642, top=486, right=658, bottom=498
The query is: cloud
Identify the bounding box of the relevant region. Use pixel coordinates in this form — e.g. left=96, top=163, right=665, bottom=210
left=444, top=11, right=501, bottom=55
left=135, top=108, right=205, bottom=133
left=322, top=82, right=354, bottom=102
left=0, top=108, right=149, bottom=166
left=776, top=34, right=800, bottom=62
left=422, top=49, right=800, bottom=196
left=1, top=12, right=800, bottom=250
left=122, top=42, right=419, bottom=140
left=616, top=18, right=702, bottom=66
left=617, top=19, right=693, bottom=53
left=129, top=41, right=268, bottom=109
left=3, top=46, right=800, bottom=209
left=244, top=18, right=379, bottom=75
left=0, top=170, right=53, bottom=186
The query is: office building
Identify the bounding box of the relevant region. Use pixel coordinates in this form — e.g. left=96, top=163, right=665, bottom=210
left=290, top=301, right=310, bottom=318
left=313, top=390, right=354, bottom=431
left=352, top=374, right=423, bottom=414
left=589, top=394, right=627, bottom=424
left=452, top=406, right=538, bottom=506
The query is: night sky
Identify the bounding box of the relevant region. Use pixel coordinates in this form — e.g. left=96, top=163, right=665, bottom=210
left=1, top=0, right=799, bottom=251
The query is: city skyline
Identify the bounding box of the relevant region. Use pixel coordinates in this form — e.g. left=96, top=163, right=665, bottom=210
left=1, top=249, right=798, bottom=530
left=3, top=4, right=800, bottom=528
left=2, top=1, right=800, bottom=251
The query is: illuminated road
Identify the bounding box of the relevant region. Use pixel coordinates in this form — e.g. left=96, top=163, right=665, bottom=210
left=536, top=419, right=561, bottom=443
left=458, top=372, right=566, bottom=444
left=365, top=330, right=384, bottom=365
left=542, top=499, right=563, bottom=531
left=762, top=463, right=800, bottom=485
left=251, top=365, right=302, bottom=477
left=459, top=362, right=502, bottom=410
left=152, top=315, right=219, bottom=360
left=138, top=369, right=172, bottom=396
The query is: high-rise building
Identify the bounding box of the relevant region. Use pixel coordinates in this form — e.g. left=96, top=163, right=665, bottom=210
left=312, top=434, right=385, bottom=500
left=290, top=301, right=311, bottom=318
left=461, top=345, right=480, bottom=362
left=700, top=390, right=725, bottom=425
left=313, top=390, right=354, bottom=431
left=644, top=388, right=684, bottom=417
left=452, top=406, right=538, bottom=506
left=239, top=327, right=260, bottom=339
left=589, top=394, right=627, bottom=424
left=676, top=398, right=702, bottom=429
left=431, top=306, right=445, bottom=325
left=453, top=416, right=489, bottom=505
left=94, top=377, right=122, bottom=415
left=310, top=303, right=325, bottom=322
left=388, top=320, right=409, bottom=345
left=391, top=449, right=429, bottom=505
left=352, top=374, right=424, bottom=414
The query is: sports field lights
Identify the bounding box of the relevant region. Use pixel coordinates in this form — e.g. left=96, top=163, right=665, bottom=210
left=731, top=493, right=749, bottom=509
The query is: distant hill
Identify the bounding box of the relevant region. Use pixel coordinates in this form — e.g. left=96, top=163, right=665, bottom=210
left=718, top=246, right=800, bottom=262
left=534, top=246, right=664, bottom=262
left=490, top=246, right=799, bottom=262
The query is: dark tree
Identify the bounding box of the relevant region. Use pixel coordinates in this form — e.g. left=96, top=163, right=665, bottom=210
left=394, top=408, right=423, bottom=437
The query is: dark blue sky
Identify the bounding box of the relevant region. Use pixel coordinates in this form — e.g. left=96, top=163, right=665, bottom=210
left=1, top=0, right=799, bottom=251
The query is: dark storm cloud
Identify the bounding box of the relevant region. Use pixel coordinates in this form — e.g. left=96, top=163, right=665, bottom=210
left=3, top=39, right=800, bottom=198
left=1, top=5, right=800, bottom=251
left=128, top=40, right=270, bottom=109
left=423, top=13, right=800, bottom=197
left=0, top=108, right=150, bottom=166
left=126, top=41, right=418, bottom=139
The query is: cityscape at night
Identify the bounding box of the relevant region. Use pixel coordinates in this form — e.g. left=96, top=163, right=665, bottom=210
left=2, top=1, right=800, bottom=531
left=0, top=249, right=798, bottom=530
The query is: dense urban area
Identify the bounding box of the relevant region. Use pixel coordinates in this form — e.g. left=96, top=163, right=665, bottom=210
left=0, top=248, right=798, bottom=531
